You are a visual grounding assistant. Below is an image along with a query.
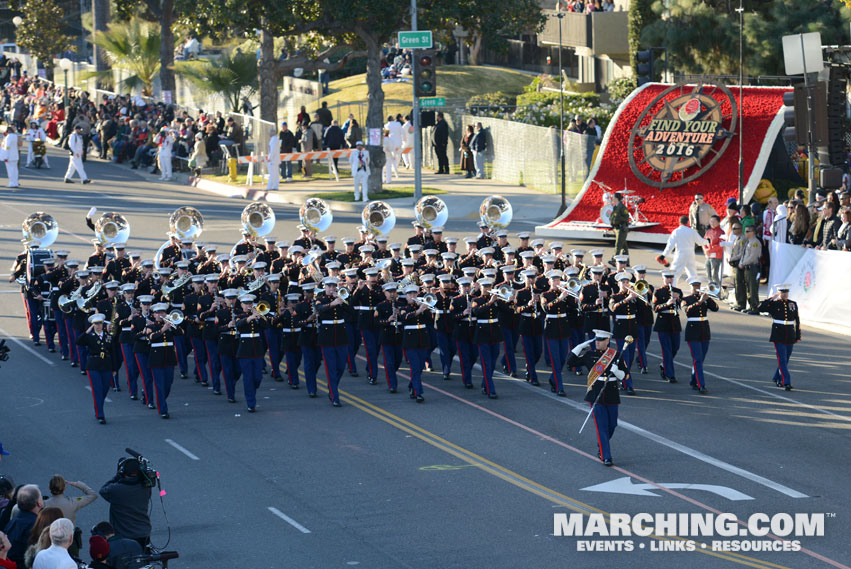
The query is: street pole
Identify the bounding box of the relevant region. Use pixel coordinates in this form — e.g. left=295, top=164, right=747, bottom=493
left=736, top=0, right=744, bottom=206
left=800, top=35, right=816, bottom=204
left=63, top=69, right=69, bottom=110
left=556, top=11, right=567, bottom=216
left=412, top=0, right=423, bottom=202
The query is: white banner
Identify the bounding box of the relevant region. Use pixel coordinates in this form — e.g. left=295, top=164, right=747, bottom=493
left=769, top=241, right=851, bottom=328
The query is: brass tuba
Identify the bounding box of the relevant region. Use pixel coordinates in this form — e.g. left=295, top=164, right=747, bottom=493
left=22, top=212, right=59, bottom=249
left=94, top=212, right=131, bottom=247
left=170, top=206, right=204, bottom=241
left=415, top=196, right=448, bottom=229
left=299, top=198, right=332, bottom=233
left=479, top=196, right=513, bottom=229
left=362, top=201, right=396, bottom=236
left=242, top=202, right=276, bottom=238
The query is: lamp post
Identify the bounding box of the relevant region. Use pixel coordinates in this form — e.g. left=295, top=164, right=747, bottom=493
left=735, top=0, right=744, bottom=206
left=59, top=58, right=73, bottom=110
left=556, top=8, right=567, bottom=216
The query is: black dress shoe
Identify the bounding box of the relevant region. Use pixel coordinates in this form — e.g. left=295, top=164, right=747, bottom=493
left=147, top=403, right=155, bottom=409
left=416, top=395, right=424, bottom=403
left=290, top=384, right=299, bottom=389
left=80, top=369, right=86, bottom=375
left=443, top=374, right=451, bottom=381
left=669, top=377, right=678, bottom=383
left=332, top=401, right=342, bottom=407
left=699, top=387, right=708, bottom=394
left=481, top=388, right=487, bottom=395
left=659, top=363, right=666, bottom=379
left=113, top=386, right=121, bottom=392
left=98, top=417, right=106, bottom=424
left=691, top=384, right=699, bottom=391
left=464, top=383, right=473, bottom=389
left=510, top=371, right=518, bottom=378
left=626, top=388, right=636, bottom=395
left=247, top=407, right=256, bottom=413
left=228, top=398, right=236, bottom=403
left=161, top=412, right=170, bottom=419
left=64, top=178, right=74, bottom=183
left=488, top=393, right=498, bottom=399
left=368, top=377, right=376, bottom=385
left=502, top=366, right=509, bottom=375
left=531, top=380, right=540, bottom=386
left=180, top=373, right=187, bottom=379
left=33, top=341, right=41, bottom=346
left=200, top=381, right=209, bottom=386
left=82, top=179, right=92, bottom=184
left=308, top=392, right=317, bottom=398
left=557, top=390, right=566, bottom=397
left=130, top=395, right=138, bottom=400
left=274, top=376, right=284, bottom=382
left=640, top=367, right=647, bottom=375
left=389, top=388, right=397, bottom=393
left=350, top=370, right=359, bottom=377
left=71, top=362, right=77, bottom=367
left=410, top=391, right=416, bottom=399
left=61, top=355, right=68, bottom=360
left=212, top=390, right=222, bottom=395
left=604, top=458, right=613, bottom=467
left=550, top=384, right=556, bottom=393
left=48, top=348, right=56, bottom=353
left=784, top=384, right=792, bottom=391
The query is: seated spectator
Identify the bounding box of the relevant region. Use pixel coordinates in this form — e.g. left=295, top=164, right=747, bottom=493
left=0, top=531, right=15, bottom=569
left=91, top=521, right=142, bottom=569
left=189, top=132, right=209, bottom=175
left=3, top=484, right=43, bottom=566
left=42, top=476, right=97, bottom=525
left=24, top=507, right=63, bottom=568
left=88, top=536, right=111, bottom=569
left=32, top=518, right=75, bottom=569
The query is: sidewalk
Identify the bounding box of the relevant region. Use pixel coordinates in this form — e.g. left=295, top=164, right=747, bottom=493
left=185, top=165, right=566, bottom=226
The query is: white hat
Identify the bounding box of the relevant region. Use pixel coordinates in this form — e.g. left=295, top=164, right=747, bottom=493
left=222, top=289, right=239, bottom=298
left=382, top=282, right=398, bottom=291
left=437, top=274, right=453, bottom=282
left=776, top=283, right=791, bottom=292
left=478, top=278, right=495, bottom=287
left=322, top=276, right=340, bottom=286
left=88, top=313, right=106, bottom=324
left=593, top=329, right=613, bottom=340
left=480, top=247, right=495, bottom=256
left=591, top=249, right=604, bottom=257
left=633, top=265, right=647, bottom=273
left=239, top=294, right=256, bottom=303
left=137, top=295, right=155, bottom=303
left=364, top=267, right=379, bottom=276
left=252, top=261, right=267, bottom=270
left=546, top=269, right=563, bottom=279
left=614, top=255, right=629, bottom=264
left=152, top=303, right=169, bottom=312
left=404, top=284, right=420, bottom=294
left=571, top=249, right=585, bottom=257
left=615, top=272, right=631, bottom=281
left=689, top=278, right=702, bottom=286
left=457, top=277, right=473, bottom=286
left=662, top=270, right=675, bottom=278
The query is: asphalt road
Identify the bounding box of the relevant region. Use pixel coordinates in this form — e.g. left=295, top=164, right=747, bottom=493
left=1, top=149, right=849, bottom=569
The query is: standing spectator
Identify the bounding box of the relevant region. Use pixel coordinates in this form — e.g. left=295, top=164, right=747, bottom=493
left=341, top=113, right=355, bottom=135
left=296, top=105, right=309, bottom=125
left=42, top=476, right=97, bottom=525
left=688, top=193, right=717, bottom=237
left=297, top=122, right=318, bottom=179
left=309, top=114, right=324, bottom=149
left=703, top=215, right=724, bottom=287
left=460, top=125, right=475, bottom=178
left=24, top=507, right=63, bottom=568
left=739, top=204, right=756, bottom=230
left=323, top=120, right=345, bottom=171
left=384, top=115, right=402, bottom=171
left=382, top=129, right=396, bottom=183
left=315, top=102, right=333, bottom=129
left=724, top=222, right=746, bottom=309
left=760, top=197, right=778, bottom=283
left=345, top=119, right=362, bottom=151
left=808, top=202, right=840, bottom=249
left=737, top=226, right=762, bottom=313
left=188, top=132, right=208, bottom=176
left=432, top=112, right=449, bottom=174
left=3, top=484, right=43, bottom=566
left=279, top=122, right=296, bottom=182
left=788, top=202, right=809, bottom=245
left=99, top=460, right=152, bottom=550
left=470, top=122, right=487, bottom=179
left=240, top=96, right=255, bottom=116
left=2, top=125, right=20, bottom=188
left=266, top=128, right=280, bottom=190
left=32, top=518, right=75, bottom=569
left=772, top=204, right=789, bottom=244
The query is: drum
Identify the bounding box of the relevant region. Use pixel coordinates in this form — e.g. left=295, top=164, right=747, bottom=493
left=599, top=204, right=613, bottom=225
left=33, top=140, right=46, bottom=157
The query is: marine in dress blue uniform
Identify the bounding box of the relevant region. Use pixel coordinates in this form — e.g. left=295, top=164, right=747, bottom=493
left=148, top=303, right=182, bottom=418
left=294, top=284, right=321, bottom=397
left=375, top=283, right=403, bottom=392
left=541, top=270, right=572, bottom=396
left=580, top=266, right=611, bottom=340
left=681, top=279, right=718, bottom=394
left=352, top=268, right=384, bottom=384
left=75, top=313, right=114, bottom=424
left=515, top=269, right=544, bottom=385
left=632, top=265, right=654, bottom=374
left=450, top=277, right=476, bottom=388
left=278, top=293, right=303, bottom=389
left=400, top=285, right=432, bottom=402
left=652, top=271, right=682, bottom=383
left=757, top=284, right=800, bottom=390
left=215, top=289, right=242, bottom=402
left=472, top=279, right=501, bottom=399
left=114, top=284, right=140, bottom=398
left=433, top=274, right=457, bottom=381
left=608, top=272, right=640, bottom=395
left=317, top=278, right=352, bottom=406
left=235, top=294, right=269, bottom=412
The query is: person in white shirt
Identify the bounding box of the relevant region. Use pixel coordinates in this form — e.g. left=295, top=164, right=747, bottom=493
left=2, top=125, right=20, bottom=187
left=64, top=124, right=91, bottom=184
left=25, top=121, right=49, bottom=168
left=32, top=518, right=76, bottom=569
left=382, top=129, right=397, bottom=183
left=400, top=115, right=414, bottom=169
left=348, top=140, right=370, bottom=202
left=155, top=127, right=174, bottom=181
left=266, top=128, right=281, bottom=190
left=384, top=115, right=403, bottom=170
left=660, top=215, right=707, bottom=284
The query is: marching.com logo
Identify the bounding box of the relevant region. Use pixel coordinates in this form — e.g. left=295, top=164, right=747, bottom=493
left=554, top=513, right=827, bottom=552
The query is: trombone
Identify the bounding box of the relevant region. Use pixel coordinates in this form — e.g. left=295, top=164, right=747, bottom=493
left=488, top=285, right=514, bottom=302
left=415, top=293, right=439, bottom=312
left=559, top=278, right=583, bottom=299
left=628, top=279, right=651, bottom=305
left=699, top=283, right=722, bottom=299
left=165, top=309, right=184, bottom=326
left=255, top=300, right=272, bottom=316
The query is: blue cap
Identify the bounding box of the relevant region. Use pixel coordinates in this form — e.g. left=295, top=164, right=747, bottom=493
left=0, top=441, right=9, bottom=456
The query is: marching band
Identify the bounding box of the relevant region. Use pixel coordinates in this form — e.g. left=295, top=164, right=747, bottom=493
left=8, top=194, right=803, bottom=466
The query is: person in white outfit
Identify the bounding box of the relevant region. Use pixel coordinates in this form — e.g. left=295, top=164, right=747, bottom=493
left=661, top=215, right=707, bottom=283
left=266, top=128, right=281, bottom=190
left=64, top=124, right=91, bottom=184
left=384, top=115, right=403, bottom=171
left=2, top=125, right=20, bottom=187
left=382, top=130, right=397, bottom=184
left=400, top=115, right=414, bottom=169
left=25, top=121, right=49, bottom=168
left=156, top=127, right=174, bottom=180
left=32, top=518, right=77, bottom=569
left=349, top=140, right=370, bottom=202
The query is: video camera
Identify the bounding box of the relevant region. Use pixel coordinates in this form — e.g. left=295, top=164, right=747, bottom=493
left=0, top=339, right=9, bottom=362
left=117, top=448, right=158, bottom=488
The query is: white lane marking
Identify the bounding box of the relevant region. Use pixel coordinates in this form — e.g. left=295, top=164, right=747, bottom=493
left=83, top=385, right=113, bottom=403
left=457, top=356, right=809, bottom=499
left=645, top=352, right=850, bottom=421
left=267, top=507, right=311, bottom=534
left=581, top=476, right=754, bottom=501
left=0, top=327, right=56, bottom=365
left=164, top=438, right=200, bottom=460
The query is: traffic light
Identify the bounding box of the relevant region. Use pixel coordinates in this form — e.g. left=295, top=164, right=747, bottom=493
left=826, top=67, right=847, bottom=167
left=635, top=50, right=654, bottom=86
left=783, top=89, right=806, bottom=145
left=783, top=83, right=829, bottom=146
left=415, top=51, right=437, bottom=98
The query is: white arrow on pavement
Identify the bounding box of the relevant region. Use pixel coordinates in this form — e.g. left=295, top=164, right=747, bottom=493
left=581, top=476, right=754, bottom=501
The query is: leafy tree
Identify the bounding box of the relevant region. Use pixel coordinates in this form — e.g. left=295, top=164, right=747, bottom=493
left=628, top=0, right=656, bottom=77
left=114, top=0, right=178, bottom=96
left=85, top=18, right=161, bottom=96
left=173, top=50, right=259, bottom=112
left=14, top=0, right=75, bottom=81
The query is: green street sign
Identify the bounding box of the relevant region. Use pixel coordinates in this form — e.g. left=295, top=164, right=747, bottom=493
left=398, top=30, right=433, bottom=49
left=419, top=97, right=445, bottom=108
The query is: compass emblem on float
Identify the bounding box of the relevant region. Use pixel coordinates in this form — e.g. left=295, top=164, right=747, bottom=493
left=628, top=83, right=738, bottom=189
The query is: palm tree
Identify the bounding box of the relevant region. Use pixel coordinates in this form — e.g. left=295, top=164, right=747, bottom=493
left=84, top=18, right=161, bottom=96
left=173, top=50, right=259, bottom=113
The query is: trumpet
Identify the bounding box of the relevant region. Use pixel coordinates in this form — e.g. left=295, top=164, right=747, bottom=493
left=489, top=284, right=514, bottom=302
left=336, top=287, right=350, bottom=303
left=255, top=301, right=271, bottom=316
left=165, top=309, right=184, bottom=326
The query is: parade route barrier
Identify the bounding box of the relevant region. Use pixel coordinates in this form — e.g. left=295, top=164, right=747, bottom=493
left=768, top=241, right=851, bottom=329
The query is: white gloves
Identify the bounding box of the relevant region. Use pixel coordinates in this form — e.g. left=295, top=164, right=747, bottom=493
left=87, top=207, right=97, bottom=218
left=571, top=338, right=595, bottom=356
left=611, top=364, right=625, bottom=380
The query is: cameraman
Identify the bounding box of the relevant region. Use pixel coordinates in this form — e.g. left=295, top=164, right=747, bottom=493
left=98, top=459, right=151, bottom=550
